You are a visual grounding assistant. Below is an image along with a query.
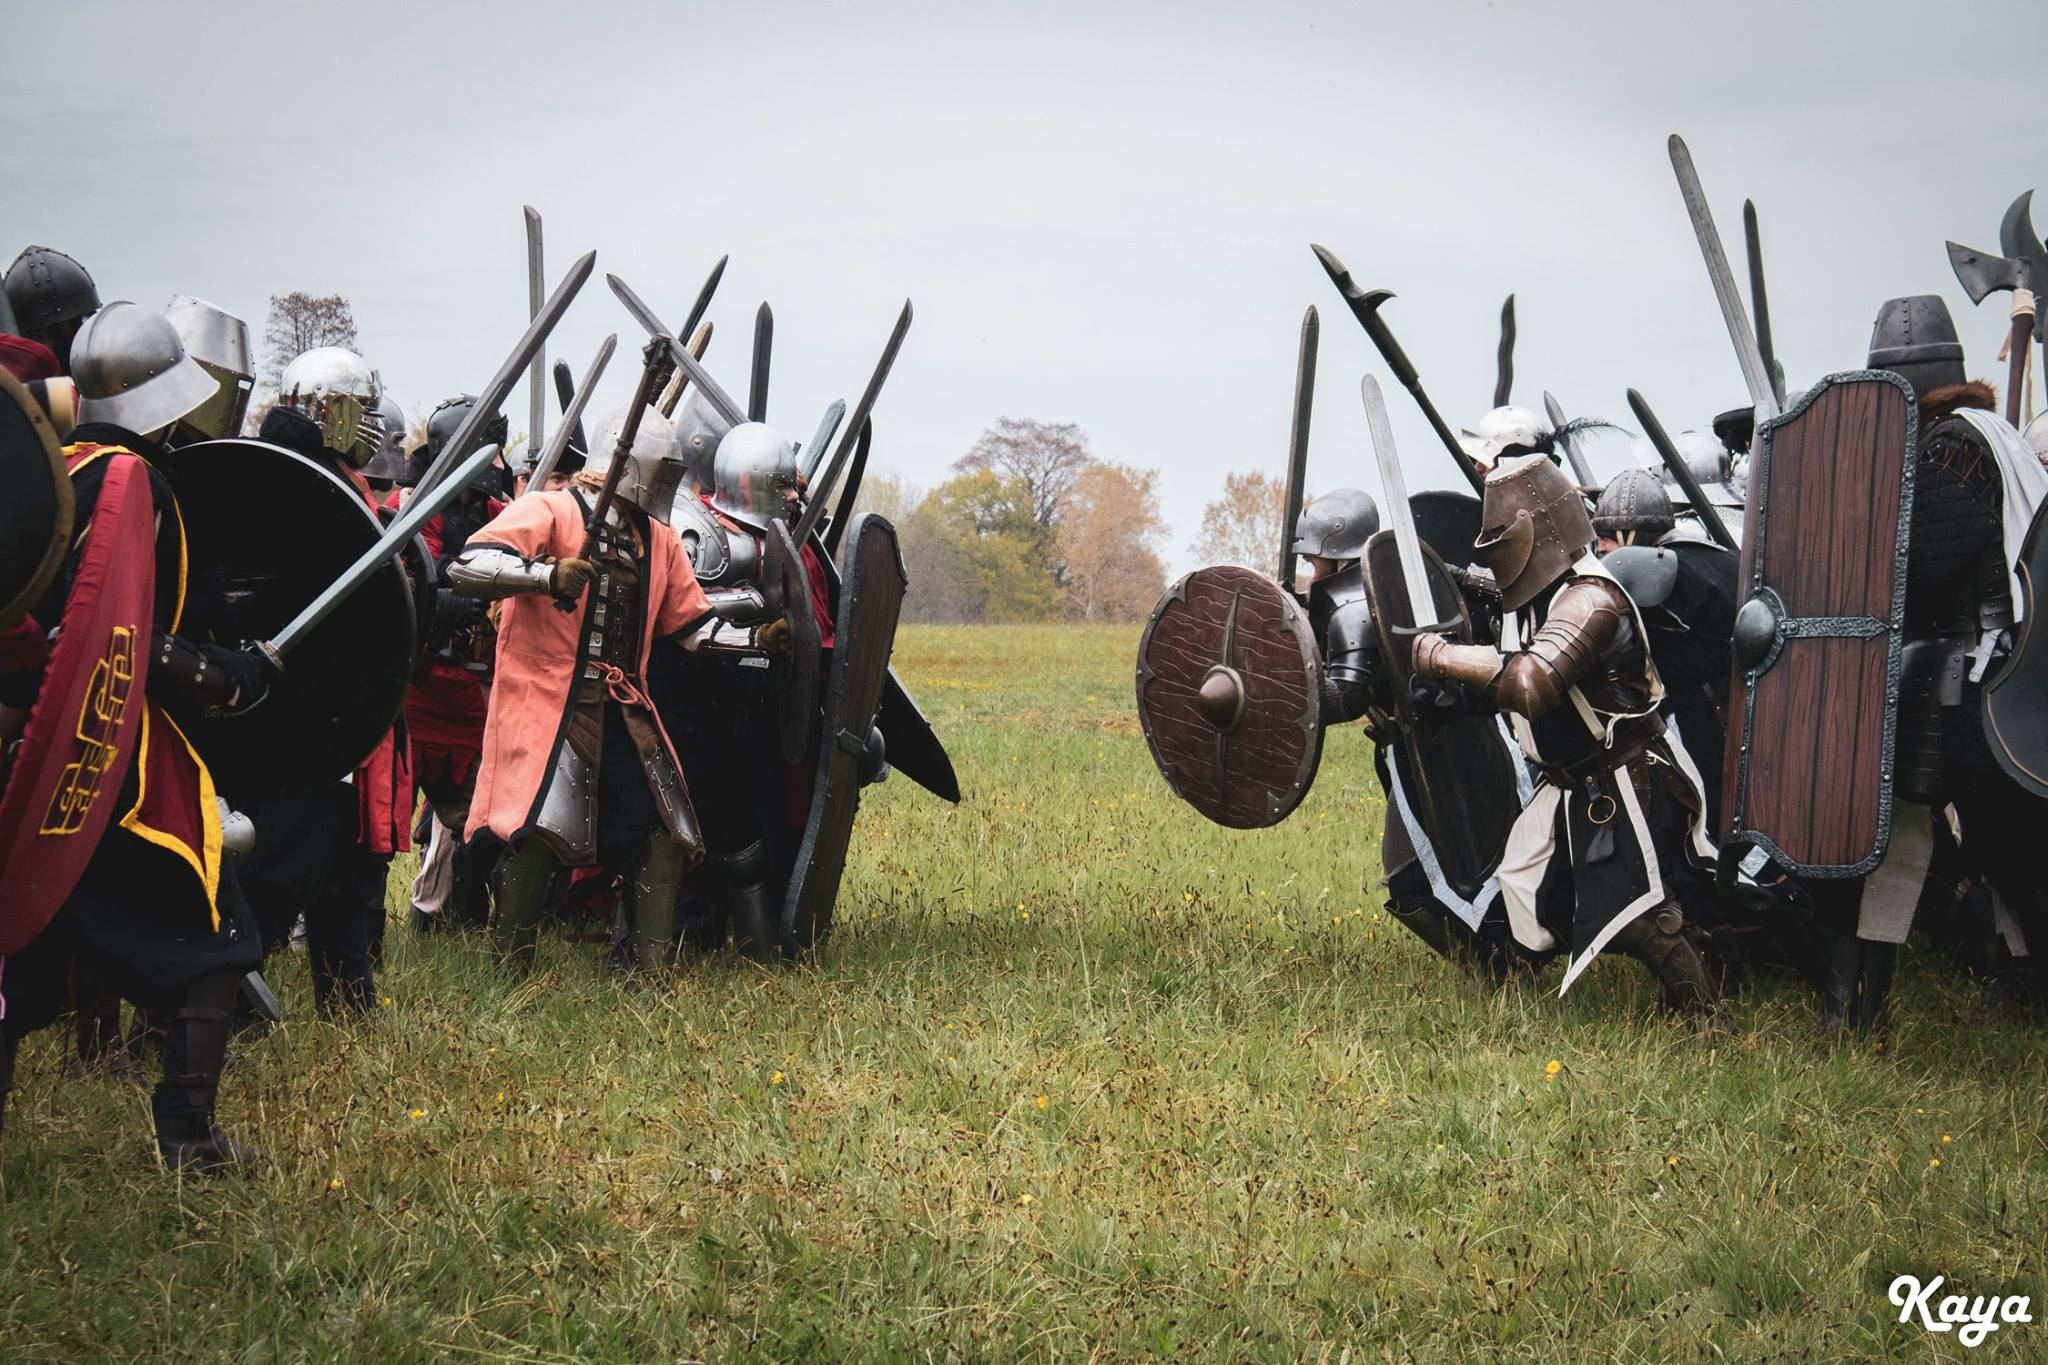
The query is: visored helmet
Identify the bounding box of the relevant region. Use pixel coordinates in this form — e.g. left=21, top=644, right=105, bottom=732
left=163, top=295, right=254, bottom=442
left=709, top=421, right=798, bottom=530
left=69, top=301, right=216, bottom=438
left=278, top=346, right=383, bottom=467
left=590, top=403, right=684, bottom=523
left=1593, top=468, right=1675, bottom=542
left=1291, top=487, right=1380, bottom=560
left=1475, top=454, right=1594, bottom=612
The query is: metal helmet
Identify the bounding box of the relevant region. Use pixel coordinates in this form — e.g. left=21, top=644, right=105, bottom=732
left=1459, top=405, right=1552, bottom=470
left=591, top=403, right=684, bottom=523
left=68, top=301, right=217, bottom=437
left=1291, top=487, right=1380, bottom=560
left=1475, top=454, right=1595, bottom=613
left=2025, top=412, right=2048, bottom=460
left=709, top=421, right=799, bottom=530
left=424, top=393, right=509, bottom=459
left=1593, top=468, right=1675, bottom=541
left=673, top=382, right=735, bottom=493
left=162, top=295, right=254, bottom=442
left=4, top=245, right=101, bottom=356
left=278, top=346, right=383, bottom=468
left=362, top=391, right=410, bottom=484
left=1629, top=427, right=1728, bottom=491
left=1867, top=295, right=1965, bottom=402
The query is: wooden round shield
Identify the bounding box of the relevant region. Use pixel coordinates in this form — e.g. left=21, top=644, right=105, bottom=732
left=1136, top=565, right=1323, bottom=829
left=0, top=369, right=73, bottom=631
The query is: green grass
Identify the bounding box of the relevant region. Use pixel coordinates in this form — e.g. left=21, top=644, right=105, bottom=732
left=3, top=624, right=2045, bottom=1361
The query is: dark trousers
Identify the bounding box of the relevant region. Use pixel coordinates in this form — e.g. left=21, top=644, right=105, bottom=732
left=239, top=782, right=390, bottom=1016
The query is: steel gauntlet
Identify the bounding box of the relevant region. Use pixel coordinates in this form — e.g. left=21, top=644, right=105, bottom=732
left=447, top=546, right=559, bottom=599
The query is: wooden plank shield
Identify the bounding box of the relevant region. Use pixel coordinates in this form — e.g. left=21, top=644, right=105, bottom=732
left=1136, top=566, right=1322, bottom=828
left=782, top=513, right=906, bottom=956
left=0, top=453, right=153, bottom=953
left=1721, top=371, right=1916, bottom=877
left=0, top=369, right=72, bottom=632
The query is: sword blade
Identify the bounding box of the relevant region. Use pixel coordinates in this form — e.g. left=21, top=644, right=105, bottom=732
left=526, top=333, right=616, bottom=490
left=1277, top=305, right=1317, bottom=585
left=551, top=357, right=587, bottom=457
left=1361, top=374, right=1442, bottom=627
left=524, top=206, right=546, bottom=464
left=792, top=300, right=913, bottom=548
left=680, top=254, right=729, bottom=342
left=1627, top=388, right=1738, bottom=551
left=414, top=249, right=596, bottom=500
left=749, top=301, right=773, bottom=423
left=1667, top=135, right=1779, bottom=419
left=1742, top=200, right=1785, bottom=408
left=800, top=398, right=847, bottom=481
left=608, top=272, right=747, bottom=426
left=1542, top=390, right=1599, bottom=488
left=269, top=441, right=501, bottom=658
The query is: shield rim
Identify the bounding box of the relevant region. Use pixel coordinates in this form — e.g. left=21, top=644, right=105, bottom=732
left=1135, top=564, right=1324, bottom=830
left=1983, top=499, right=2048, bottom=798
left=1722, top=369, right=1917, bottom=878
left=764, top=519, right=822, bottom=765
left=0, top=369, right=75, bottom=632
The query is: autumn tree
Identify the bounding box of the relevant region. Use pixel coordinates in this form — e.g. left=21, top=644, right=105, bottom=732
left=1057, top=462, right=1170, bottom=621
left=1191, top=470, right=1289, bottom=577
left=952, top=417, right=1095, bottom=545
left=900, top=471, right=1060, bottom=624
left=259, top=292, right=358, bottom=390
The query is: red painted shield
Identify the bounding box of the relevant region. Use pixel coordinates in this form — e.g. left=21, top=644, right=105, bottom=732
left=0, top=454, right=155, bottom=953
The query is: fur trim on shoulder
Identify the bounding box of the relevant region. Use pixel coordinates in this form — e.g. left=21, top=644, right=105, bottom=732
left=1919, top=380, right=1996, bottom=419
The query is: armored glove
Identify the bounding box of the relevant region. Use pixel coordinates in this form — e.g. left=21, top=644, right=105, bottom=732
left=756, top=618, right=791, bottom=654
left=549, top=557, right=594, bottom=602
left=431, top=588, right=488, bottom=632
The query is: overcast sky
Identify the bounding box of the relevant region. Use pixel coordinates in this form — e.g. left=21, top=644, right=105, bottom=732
left=6, top=0, right=2042, bottom=566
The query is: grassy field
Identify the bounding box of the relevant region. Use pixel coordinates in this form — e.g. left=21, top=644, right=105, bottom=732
left=2, top=623, right=2045, bottom=1361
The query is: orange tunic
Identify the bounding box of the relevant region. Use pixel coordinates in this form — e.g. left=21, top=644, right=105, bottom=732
left=462, top=490, right=712, bottom=847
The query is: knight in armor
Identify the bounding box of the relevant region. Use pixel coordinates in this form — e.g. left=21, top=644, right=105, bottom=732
left=1294, top=488, right=1526, bottom=977
left=390, top=395, right=511, bottom=935
left=2, top=302, right=267, bottom=1171
left=1592, top=469, right=1739, bottom=827
left=234, top=347, right=413, bottom=1016
left=1811, top=297, right=2048, bottom=1032
left=4, top=245, right=101, bottom=372
left=657, top=420, right=840, bottom=959
left=1412, top=456, right=1723, bottom=1008
left=448, top=400, right=787, bottom=973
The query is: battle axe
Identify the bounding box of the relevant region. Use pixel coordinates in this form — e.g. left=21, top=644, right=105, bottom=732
left=1947, top=239, right=2036, bottom=426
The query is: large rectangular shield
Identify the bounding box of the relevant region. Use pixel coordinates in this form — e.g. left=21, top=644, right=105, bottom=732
left=1361, top=530, right=1519, bottom=901
left=1721, top=372, right=1916, bottom=877
left=782, top=513, right=906, bottom=955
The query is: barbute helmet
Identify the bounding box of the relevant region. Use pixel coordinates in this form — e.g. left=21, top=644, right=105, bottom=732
left=1867, top=295, right=1965, bottom=402
left=4, top=245, right=100, bottom=359
left=590, top=403, right=684, bottom=523
left=163, top=295, right=254, bottom=442
left=278, top=346, right=383, bottom=467
left=1593, top=468, right=1675, bottom=542
left=69, top=301, right=217, bottom=438
left=1475, top=454, right=1595, bottom=613
left=709, top=421, right=799, bottom=530
left=1291, top=487, right=1380, bottom=560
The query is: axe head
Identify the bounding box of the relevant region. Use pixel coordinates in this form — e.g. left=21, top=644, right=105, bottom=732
left=1947, top=240, right=2031, bottom=305
left=1998, top=190, right=2048, bottom=339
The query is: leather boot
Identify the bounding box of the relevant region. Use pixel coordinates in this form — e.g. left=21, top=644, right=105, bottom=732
left=627, top=836, right=685, bottom=974
left=718, top=840, right=785, bottom=964
left=493, top=839, right=555, bottom=973
left=1610, top=905, right=1720, bottom=1013
left=152, top=971, right=263, bottom=1174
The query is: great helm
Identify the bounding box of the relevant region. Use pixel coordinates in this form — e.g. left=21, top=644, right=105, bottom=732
left=162, top=295, right=254, bottom=442
left=4, top=245, right=100, bottom=354
left=673, top=382, right=736, bottom=493
left=278, top=346, right=383, bottom=468
left=1592, top=468, right=1675, bottom=542
left=1291, top=487, right=1380, bottom=561
left=591, top=403, right=684, bottom=523
left=1867, top=295, right=1965, bottom=402
left=68, top=301, right=218, bottom=437
left=709, top=421, right=799, bottom=530
left=1475, top=454, right=1595, bottom=613
left=362, top=391, right=410, bottom=484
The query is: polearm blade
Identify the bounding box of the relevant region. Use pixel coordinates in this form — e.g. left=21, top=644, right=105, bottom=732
left=1627, top=388, right=1738, bottom=551
left=1668, top=135, right=1780, bottom=420
left=1310, top=244, right=1488, bottom=494
left=1541, top=390, right=1599, bottom=488
left=1276, top=305, right=1318, bottom=585
left=265, top=442, right=501, bottom=660
left=608, top=272, right=747, bottom=426
left=526, top=333, right=617, bottom=490
left=524, top=206, right=546, bottom=463
left=791, top=300, right=913, bottom=548
left=1494, top=294, right=1516, bottom=409
left=799, top=398, right=846, bottom=481
left=1361, top=374, right=1444, bottom=628
left=414, top=249, right=596, bottom=500
left=749, top=302, right=773, bottom=423
left=1743, top=200, right=1785, bottom=408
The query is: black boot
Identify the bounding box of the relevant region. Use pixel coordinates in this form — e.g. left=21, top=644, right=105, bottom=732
left=1817, top=929, right=1895, bottom=1038
left=718, top=840, right=785, bottom=964
left=152, top=971, right=262, bottom=1174
left=1611, top=905, right=1720, bottom=1013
